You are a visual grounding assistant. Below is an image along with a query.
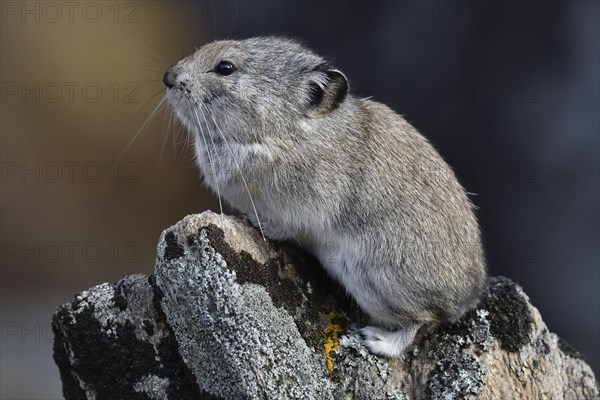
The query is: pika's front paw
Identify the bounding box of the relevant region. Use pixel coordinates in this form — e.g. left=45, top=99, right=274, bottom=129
left=240, top=214, right=288, bottom=241
left=360, top=325, right=419, bottom=358
left=240, top=213, right=255, bottom=226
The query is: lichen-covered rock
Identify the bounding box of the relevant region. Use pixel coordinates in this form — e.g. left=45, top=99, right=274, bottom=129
left=52, top=275, right=206, bottom=399
left=52, top=211, right=599, bottom=400
left=154, top=213, right=336, bottom=399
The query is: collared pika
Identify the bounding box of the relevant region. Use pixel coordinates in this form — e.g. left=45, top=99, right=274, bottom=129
left=163, top=36, right=486, bottom=357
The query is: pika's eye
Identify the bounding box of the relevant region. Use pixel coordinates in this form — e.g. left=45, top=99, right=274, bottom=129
left=214, top=61, right=236, bottom=76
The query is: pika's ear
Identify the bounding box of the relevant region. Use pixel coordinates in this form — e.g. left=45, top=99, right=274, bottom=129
left=304, top=69, right=349, bottom=118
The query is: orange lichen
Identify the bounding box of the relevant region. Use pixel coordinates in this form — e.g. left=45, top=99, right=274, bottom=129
left=321, top=312, right=343, bottom=377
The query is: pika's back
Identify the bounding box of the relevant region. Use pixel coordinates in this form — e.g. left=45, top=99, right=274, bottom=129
left=348, top=100, right=485, bottom=312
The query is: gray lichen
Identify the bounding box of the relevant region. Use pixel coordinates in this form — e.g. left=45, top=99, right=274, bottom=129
left=134, top=374, right=170, bottom=399
left=334, top=330, right=409, bottom=400
left=424, top=301, right=492, bottom=399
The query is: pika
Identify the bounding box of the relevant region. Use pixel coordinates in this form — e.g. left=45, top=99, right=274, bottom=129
left=163, top=37, right=486, bottom=358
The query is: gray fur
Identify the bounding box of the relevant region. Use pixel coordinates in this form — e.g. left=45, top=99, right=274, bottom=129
left=164, top=36, right=487, bottom=357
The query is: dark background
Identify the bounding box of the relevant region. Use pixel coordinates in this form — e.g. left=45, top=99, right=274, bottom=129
left=1, top=1, right=598, bottom=397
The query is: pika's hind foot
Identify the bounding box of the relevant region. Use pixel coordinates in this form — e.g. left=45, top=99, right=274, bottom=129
left=360, top=324, right=420, bottom=358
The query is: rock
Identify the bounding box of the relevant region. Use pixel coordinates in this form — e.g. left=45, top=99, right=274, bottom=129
left=52, top=211, right=599, bottom=400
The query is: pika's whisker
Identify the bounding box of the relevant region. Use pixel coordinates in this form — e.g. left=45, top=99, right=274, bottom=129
left=193, top=109, right=224, bottom=227
left=169, top=109, right=178, bottom=151
left=113, top=66, right=169, bottom=75
left=112, top=46, right=171, bottom=69
left=206, top=111, right=265, bottom=241
left=137, top=78, right=163, bottom=88
left=179, top=112, right=191, bottom=159
left=115, top=95, right=166, bottom=167
left=158, top=101, right=173, bottom=167
left=167, top=108, right=183, bottom=157
left=113, top=25, right=174, bottom=67
left=199, top=106, right=227, bottom=227
left=136, top=88, right=166, bottom=114
left=198, top=107, right=224, bottom=176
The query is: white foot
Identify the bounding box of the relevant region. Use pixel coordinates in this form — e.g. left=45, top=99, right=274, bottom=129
left=360, top=325, right=420, bottom=358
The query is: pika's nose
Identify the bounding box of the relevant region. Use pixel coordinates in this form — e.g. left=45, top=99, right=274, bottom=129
left=163, top=67, right=177, bottom=89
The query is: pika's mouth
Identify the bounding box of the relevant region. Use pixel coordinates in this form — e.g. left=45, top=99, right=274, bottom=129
left=165, top=93, right=224, bottom=146
left=163, top=75, right=235, bottom=148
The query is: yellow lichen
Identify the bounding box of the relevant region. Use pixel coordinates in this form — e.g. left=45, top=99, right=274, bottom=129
left=321, top=311, right=343, bottom=377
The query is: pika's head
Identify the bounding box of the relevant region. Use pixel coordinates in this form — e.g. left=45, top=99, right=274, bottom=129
left=164, top=37, right=349, bottom=144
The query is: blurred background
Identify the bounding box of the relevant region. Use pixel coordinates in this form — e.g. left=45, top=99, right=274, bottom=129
left=1, top=0, right=598, bottom=398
